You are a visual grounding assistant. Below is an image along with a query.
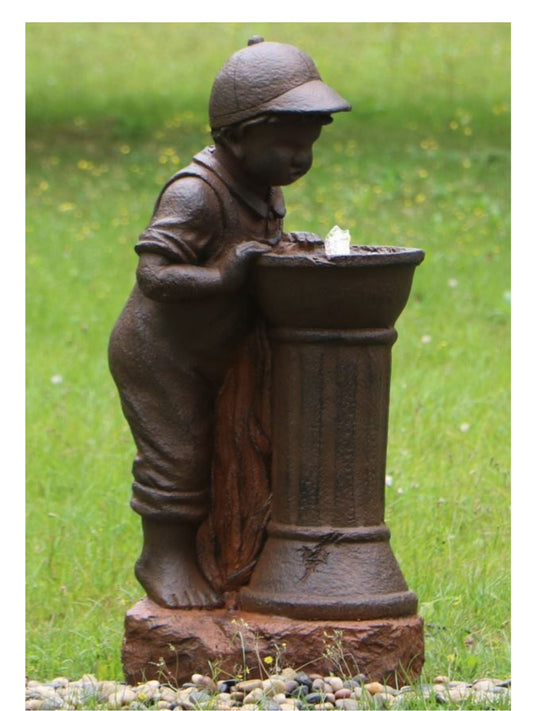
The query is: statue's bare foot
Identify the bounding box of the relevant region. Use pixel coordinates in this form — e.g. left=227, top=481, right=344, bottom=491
left=135, top=519, right=223, bottom=609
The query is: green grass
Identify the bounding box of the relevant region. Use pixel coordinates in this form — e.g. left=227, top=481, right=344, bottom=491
left=26, top=22, right=510, bottom=690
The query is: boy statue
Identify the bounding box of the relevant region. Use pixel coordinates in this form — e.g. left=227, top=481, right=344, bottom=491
left=109, top=38, right=351, bottom=609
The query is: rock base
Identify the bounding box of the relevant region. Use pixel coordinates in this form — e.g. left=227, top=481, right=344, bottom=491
left=122, top=598, right=424, bottom=687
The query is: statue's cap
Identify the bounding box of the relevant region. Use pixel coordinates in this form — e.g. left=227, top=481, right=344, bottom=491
left=209, top=39, right=351, bottom=129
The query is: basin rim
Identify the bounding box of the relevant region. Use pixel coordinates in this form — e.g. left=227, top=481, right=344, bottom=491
left=258, top=245, right=425, bottom=268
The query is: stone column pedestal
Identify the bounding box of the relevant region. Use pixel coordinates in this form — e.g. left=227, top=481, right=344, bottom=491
left=240, top=246, right=424, bottom=620
left=122, top=598, right=424, bottom=687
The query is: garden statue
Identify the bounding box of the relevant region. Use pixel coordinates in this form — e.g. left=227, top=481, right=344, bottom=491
left=109, top=37, right=351, bottom=608
left=112, top=37, right=425, bottom=685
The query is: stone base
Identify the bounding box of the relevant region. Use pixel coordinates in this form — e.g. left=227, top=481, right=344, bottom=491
left=122, top=598, right=424, bottom=687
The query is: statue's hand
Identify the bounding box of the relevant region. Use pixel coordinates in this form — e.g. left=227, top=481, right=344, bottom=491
left=286, top=231, right=324, bottom=245
left=220, top=241, right=272, bottom=289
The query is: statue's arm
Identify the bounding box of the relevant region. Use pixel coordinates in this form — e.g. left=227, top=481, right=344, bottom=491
left=136, top=242, right=271, bottom=302
left=136, top=253, right=224, bottom=301
left=134, top=176, right=268, bottom=301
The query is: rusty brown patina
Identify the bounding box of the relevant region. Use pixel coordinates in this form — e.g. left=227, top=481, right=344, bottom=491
left=109, top=38, right=353, bottom=610
left=110, top=38, right=424, bottom=641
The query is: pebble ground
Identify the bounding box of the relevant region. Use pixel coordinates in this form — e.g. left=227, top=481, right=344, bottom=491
left=25, top=669, right=511, bottom=710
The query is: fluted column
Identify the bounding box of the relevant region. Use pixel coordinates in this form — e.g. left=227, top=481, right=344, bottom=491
left=270, top=328, right=394, bottom=528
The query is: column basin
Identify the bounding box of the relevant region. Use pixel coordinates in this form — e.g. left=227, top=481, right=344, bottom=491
left=253, top=245, right=425, bottom=330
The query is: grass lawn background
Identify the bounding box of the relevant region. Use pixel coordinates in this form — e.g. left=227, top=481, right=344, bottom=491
left=26, top=22, right=510, bottom=687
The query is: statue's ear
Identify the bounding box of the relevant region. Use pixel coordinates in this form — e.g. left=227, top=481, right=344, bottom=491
left=225, top=128, right=246, bottom=161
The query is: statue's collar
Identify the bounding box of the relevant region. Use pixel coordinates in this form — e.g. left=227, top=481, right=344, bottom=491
left=193, top=146, right=286, bottom=220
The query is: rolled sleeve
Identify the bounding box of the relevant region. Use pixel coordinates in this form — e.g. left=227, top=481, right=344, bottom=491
left=135, top=175, right=222, bottom=264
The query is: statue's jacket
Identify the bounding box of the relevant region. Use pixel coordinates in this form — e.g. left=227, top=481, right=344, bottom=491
left=108, top=147, right=281, bottom=539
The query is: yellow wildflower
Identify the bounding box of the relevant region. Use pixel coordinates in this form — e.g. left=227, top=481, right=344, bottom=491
left=491, top=103, right=508, bottom=116
left=77, top=159, right=94, bottom=171
left=420, top=138, right=439, bottom=151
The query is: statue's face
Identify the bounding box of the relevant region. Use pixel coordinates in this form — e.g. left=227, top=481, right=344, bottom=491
left=232, top=116, right=323, bottom=188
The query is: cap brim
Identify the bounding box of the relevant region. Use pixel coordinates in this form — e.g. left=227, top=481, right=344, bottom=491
left=210, top=79, right=351, bottom=128
left=265, top=79, right=351, bottom=115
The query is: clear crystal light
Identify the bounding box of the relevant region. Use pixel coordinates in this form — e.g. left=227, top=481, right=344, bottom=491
left=325, top=225, right=351, bottom=257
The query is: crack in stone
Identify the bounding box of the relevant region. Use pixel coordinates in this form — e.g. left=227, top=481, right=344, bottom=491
left=297, top=544, right=329, bottom=582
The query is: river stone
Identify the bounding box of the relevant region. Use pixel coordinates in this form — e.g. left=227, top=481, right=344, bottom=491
left=263, top=678, right=287, bottom=696
left=488, top=686, right=510, bottom=695
left=341, top=680, right=360, bottom=692
left=39, top=698, right=65, bottom=711
left=334, top=700, right=359, bottom=711
left=272, top=693, right=288, bottom=703
left=237, top=679, right=264, bottom=693
left=294, top=672, right=313, bottom=689
left=372, top=692, right=397, bottom=709
left=433, top=675, right=449, bottom=684
left=243, top=687, right=265, bottom=704
left=364, top=682, right=385, bottom=695
left=212, top=692, right=233, bottom=709
left=193, top=674, right=217, bottom=693
left=217, top=679, right=240, bottom=693
left=32, top=686, right=59, bottom=700
left=135, top=684, right=161, bottom=703
left=108, top=687, right=137, bottom=708
left=62, top=685, right=104, bottom=706
left=189, top=689, right=212, bottom=705
left=289, top=684, right=310, bottom=698
left=472, top=678, right=503, bottom=690
left=262, top=701, right=282, bottom=711
left=334, top=688, right=352, bottom=700
left=325, top=677, right=344, bottom=692
left=306, top=692, right=328, bottom=704
left=99, top=681, right=121, bottom=698
left=284, top=680, right=299, bottom=695
left=435, top=686, right=471, bottom=704
left=159, top=687, right=179, bottom=703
